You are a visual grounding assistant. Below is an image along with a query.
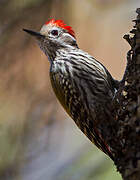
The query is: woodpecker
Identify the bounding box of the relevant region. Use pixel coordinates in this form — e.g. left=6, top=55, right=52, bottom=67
left=23, top=19, right=119, bottom=160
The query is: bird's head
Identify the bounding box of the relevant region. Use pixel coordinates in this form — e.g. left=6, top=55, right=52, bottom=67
left=23, top=19, right=77, bottom=60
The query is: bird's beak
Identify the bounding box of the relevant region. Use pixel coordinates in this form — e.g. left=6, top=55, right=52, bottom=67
left=23, top=29, right=45, bottom=39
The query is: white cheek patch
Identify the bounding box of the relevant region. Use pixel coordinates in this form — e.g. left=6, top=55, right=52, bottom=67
left=58, top=33, right=76, bottom=47
left=62, top=32, right=76, bottom=41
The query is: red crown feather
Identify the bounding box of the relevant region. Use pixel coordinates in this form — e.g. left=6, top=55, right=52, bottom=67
left=45, top=19, right=75, bottom=38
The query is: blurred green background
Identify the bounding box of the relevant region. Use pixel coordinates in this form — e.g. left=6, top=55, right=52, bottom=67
left=0, top=0, right=139, bottom=179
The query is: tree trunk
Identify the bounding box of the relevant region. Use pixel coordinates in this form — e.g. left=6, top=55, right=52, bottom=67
left=108, top=8, right=140, bottom=180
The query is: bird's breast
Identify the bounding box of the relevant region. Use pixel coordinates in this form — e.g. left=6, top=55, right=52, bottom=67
left=49, top=65, right=86, bottom=127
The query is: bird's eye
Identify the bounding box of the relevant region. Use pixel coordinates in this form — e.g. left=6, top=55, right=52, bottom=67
left=50, top=30, right=59, bottom=36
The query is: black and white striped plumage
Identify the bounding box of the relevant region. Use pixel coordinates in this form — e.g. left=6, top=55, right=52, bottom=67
left=23, top=19, right=119, bottom=159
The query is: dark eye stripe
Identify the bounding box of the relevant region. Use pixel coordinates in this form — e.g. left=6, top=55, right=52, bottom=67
left=51, top=30, right=58, bottom=36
